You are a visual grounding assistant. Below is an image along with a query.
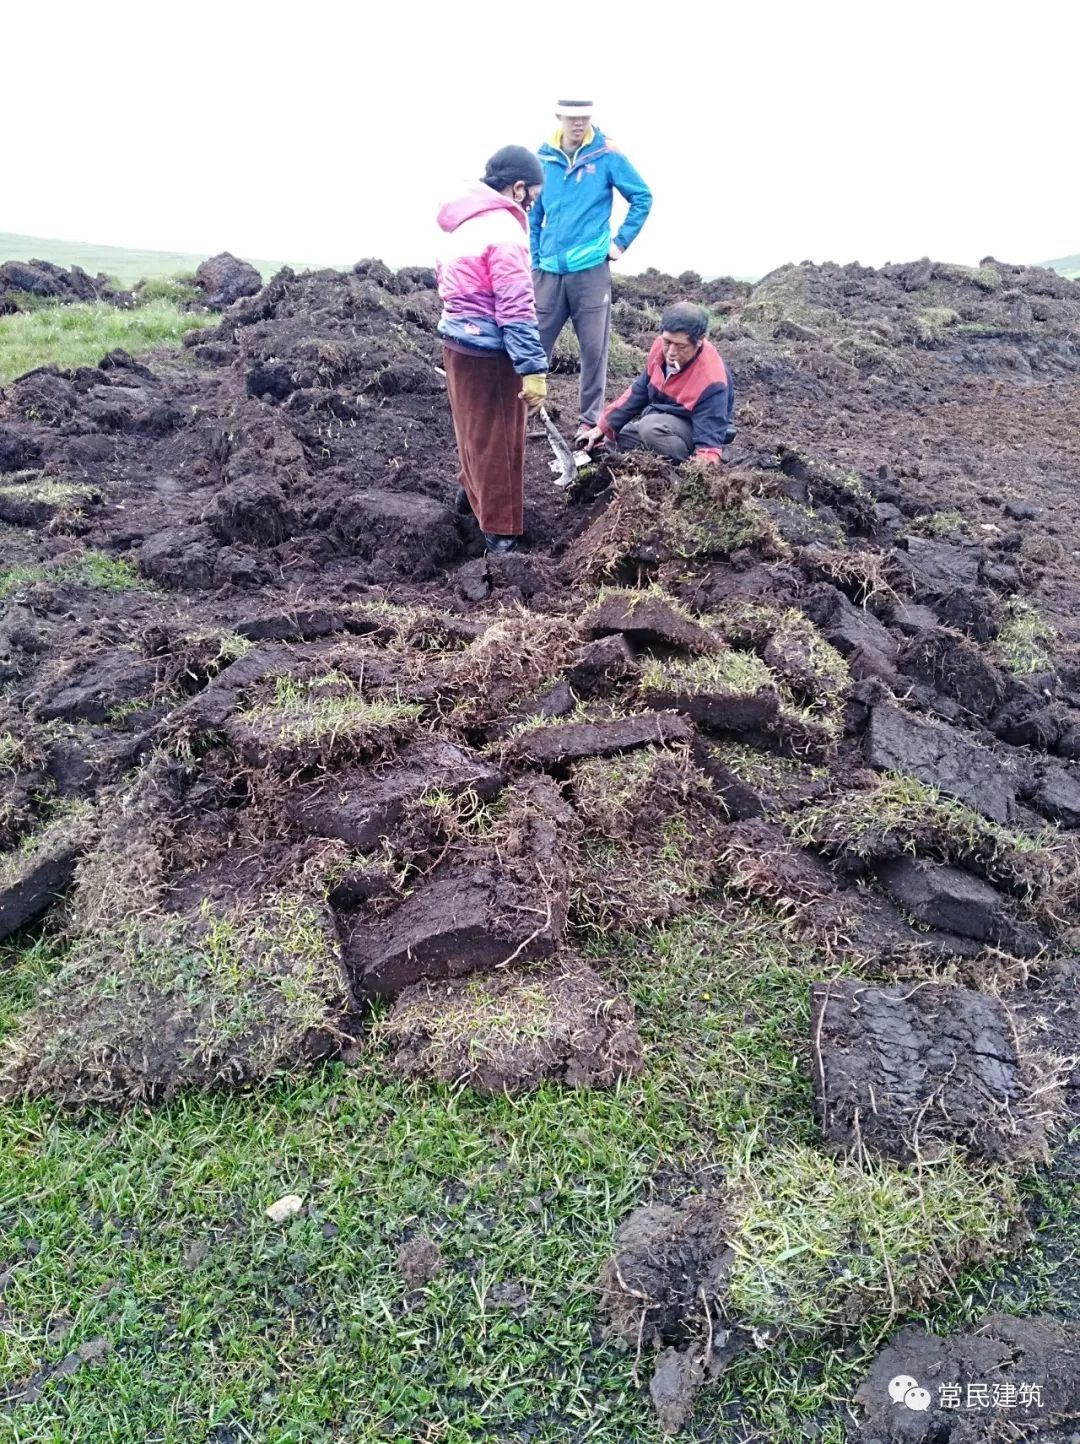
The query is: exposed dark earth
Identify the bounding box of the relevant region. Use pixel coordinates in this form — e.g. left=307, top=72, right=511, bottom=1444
left=1, top=249, right=1079, bottom=1435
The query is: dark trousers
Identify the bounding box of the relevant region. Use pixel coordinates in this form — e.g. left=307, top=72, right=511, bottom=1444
left=616, top=409, right=694, bottom=461
left=534, top=262, right=611, bottom=427
left=442, top=345, right=525, bottom=536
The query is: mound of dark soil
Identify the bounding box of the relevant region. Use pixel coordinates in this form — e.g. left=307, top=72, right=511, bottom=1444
left=598, top=1195, right=738, bottom=1433
left=599, top=1195, right=733, bottom=1352
left=0, top=259, right=130, bottom=314
left=852, top=1312, right=1080, bottom=1442
left=193, top=252, right=262, bottom=309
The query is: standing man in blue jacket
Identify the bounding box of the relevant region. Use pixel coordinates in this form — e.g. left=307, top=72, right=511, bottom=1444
left=530, top=97, right=653, bottom=447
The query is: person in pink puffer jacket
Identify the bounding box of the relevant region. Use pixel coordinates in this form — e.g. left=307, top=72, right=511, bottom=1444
left=436, top=146, right=548, bottom=553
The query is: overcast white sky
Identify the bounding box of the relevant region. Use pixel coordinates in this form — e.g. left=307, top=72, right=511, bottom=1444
left=7, top=0, right=1077, bottom=278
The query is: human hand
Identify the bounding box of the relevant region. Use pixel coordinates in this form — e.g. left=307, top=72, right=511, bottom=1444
left=608, top=243, right=623, bottom=261
left=519, top=373, right=547, bottom=411
left=580, top=425, right=605, bottom=449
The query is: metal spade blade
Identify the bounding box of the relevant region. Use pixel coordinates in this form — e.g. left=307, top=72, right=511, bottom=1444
left=538, top=407, right=578, bottom=488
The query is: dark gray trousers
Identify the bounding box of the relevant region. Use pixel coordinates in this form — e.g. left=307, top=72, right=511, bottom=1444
left=617, top=409, right=694, bottom=461
left=534, top=262, right=611, bottom=427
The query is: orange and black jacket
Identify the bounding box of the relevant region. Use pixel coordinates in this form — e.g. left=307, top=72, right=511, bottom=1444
left=600, top=337, right=735, bottom=462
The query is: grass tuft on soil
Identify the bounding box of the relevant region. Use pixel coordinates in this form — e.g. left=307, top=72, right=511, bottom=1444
left=0, top=728, right=40, bottom=774
left=552, top=323, right=647, bottom=378
left=0, top=549, right=142, bottom=602
left=237, top=673, right=423, bottom=751
left=726, top=1140, right=1020, bottom=1333
left=0, top=474, right=96, bottom=506
left=570, top=748, right=725, bottom=930
left=641, top=640, right=845, bottom=747
left=0, top=297, right=214, bottom=384
left=914, top=306, right=961, bottom=344
left=640, top=647, right=774, bottom=699
left=0, top=799, right=95, bottom=888
left=576, top=468, right=786, bottom=579
left=380, top=958, right=643, bottom=1093
left=0, top=886, right=346, bottom=1105
left=996, top=599, right=1055, bottom=675
left=787, top=771, right=1073, bottom=915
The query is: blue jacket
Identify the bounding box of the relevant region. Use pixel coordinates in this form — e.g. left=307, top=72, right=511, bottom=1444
left=530, top=126, right=653, bottom=275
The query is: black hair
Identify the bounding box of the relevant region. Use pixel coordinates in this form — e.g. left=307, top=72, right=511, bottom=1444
left=481, top=144, right=544, bottom=192
left=660, top=302, right=709, bottom=342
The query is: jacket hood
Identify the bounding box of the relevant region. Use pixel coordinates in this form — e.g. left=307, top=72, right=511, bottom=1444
left=437, top=184, right=528, bottom=233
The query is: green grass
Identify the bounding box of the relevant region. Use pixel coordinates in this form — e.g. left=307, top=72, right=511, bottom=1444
left=726, top=1141, right=1018, bottom=1333
left=909, top=509, right=968, bottom=537
left=132, top=275, right=203, bottom=307
left=0, top=730, right=29, bottom=772
left=0, top=900, right=1069, bottom=1441
left=0, top=232, right=320, bottom=287
left=0, top=475, right=96, bottom=507
left=0, top=298, right=215, bottom=385
left=239, top=674, right=424, bottom=749
left=641, top=647, right=775, bottom=698
left=996, top=599, right=1055, bottom=675
left=0, top=550, right=142, bottom=602
left=551, top=324, right=646, bottom=378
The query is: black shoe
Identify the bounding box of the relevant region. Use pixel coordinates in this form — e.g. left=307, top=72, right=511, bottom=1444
left=483, top=532, right=518, bottom=554
left=454, top=486, right=474, bottom=516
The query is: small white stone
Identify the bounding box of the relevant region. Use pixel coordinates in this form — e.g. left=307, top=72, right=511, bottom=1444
left=265, top=1193, right=304, bottom=1223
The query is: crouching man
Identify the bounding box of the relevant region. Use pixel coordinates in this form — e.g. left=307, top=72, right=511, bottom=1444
left=582, top=302, right=735, bottom=464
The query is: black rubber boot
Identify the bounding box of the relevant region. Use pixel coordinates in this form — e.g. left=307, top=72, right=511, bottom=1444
left=454, top=485, right=473, bottom=517
left=483, top=532, right=518, bottom=554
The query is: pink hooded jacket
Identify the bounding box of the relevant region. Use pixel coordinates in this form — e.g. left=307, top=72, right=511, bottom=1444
left=436, top=185, right=547, bottom=375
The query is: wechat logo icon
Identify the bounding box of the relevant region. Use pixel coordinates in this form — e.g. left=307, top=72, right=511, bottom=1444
left=889, top=1375, right=932, bottom=1412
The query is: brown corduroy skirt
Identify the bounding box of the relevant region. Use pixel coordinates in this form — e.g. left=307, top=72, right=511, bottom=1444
left=443, top=344, right=526, bottom=537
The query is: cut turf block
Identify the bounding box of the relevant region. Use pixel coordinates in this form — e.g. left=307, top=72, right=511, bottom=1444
left=33, top=651, right=159, bottom=725
left=0, top=815, right=93, bottom=940
left=852, top=1313, right=1080, bottom=1442
left=582, top=592, right=719, bottom=654
left=865, top=703, right=1015, bottom=822
left=899, top=626, right=1007, bottom=719
left=803, top=583, right=897, bottom=663
left=285, top=741, right=503, bottom=847
left=566, top=634, right=638, bottom=698
left=234, top=608, right=346, bottom=643
left=897, top=534, right=981, bottom=593
left=811, top=978, right=1061, bottom=1163
left=879, top=857, right=1046, bottom=956
left=384, top=958, right=644, bottom=1093
left=340, top=779, right=570, bottom=998
left=503, top=712, right=693, bottom=769
left=334, top=489, right=460, bottom=578
left=1031, top=759, right=1080, bottom=829
left=645, top=679, right=838, bottom=754
left=341, top=862, right=565, bottom=999
left=0, top=886, right=348, bottom=1105
left=165, top=642, right=326, bottom=733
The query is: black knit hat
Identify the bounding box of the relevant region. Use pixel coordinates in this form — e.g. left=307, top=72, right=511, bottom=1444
left=482, top=145, right=544, bottom=191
